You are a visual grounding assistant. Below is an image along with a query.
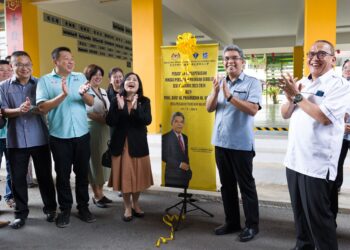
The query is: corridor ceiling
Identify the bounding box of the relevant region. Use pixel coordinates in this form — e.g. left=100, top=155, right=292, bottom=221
left=33, top=0, right=350, bottom=50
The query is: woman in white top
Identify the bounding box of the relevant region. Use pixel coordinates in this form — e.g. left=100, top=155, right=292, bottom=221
left=84, top=64, right=111, bottom=208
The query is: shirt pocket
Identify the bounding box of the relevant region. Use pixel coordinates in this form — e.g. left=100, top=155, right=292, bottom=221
left=232, top=89, right=248, bottom=100
left=309, top=95, right=325, bottom=105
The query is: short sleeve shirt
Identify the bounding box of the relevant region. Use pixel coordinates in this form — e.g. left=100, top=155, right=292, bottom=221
left=0, top=76, right=49, bottom=148
left=36, top=70, right=92, bottom=139
left=86, top=88, right=110, bottom=121
left=211, top=72, right=262, bottom=151
left=284, top=69, right=350, bottom=181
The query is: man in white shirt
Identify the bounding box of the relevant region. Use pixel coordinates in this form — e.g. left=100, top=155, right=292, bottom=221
left=280, top=40, right=350, bottom=250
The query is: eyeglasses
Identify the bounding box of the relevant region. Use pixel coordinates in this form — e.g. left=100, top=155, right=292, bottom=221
left=224, top=56, right=243, bottom=62
left=306, top=51, right=333, bottom=60
left=14, top=63, right=33, bottom=68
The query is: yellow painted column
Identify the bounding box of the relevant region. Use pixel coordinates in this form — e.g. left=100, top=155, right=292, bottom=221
left=293, top=46, right=303, bottom=80
left=132, top=0, right=162, bottom=133
left=304, top=0, right=336, bottom=76
left=23, top=0, right=40, bottom=77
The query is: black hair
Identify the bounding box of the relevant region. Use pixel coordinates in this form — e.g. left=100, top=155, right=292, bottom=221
left=0, top=60, right=9, bottom=65
left=171, top=112, right=185, bottom=125
left=83, top=64, right=104, bottom=81
left=342, top=59, right=350, bottom=70
left=119, top=72, right=144, bottom=98
left=108, top=67, right=124, bottom=79
left=11, top=51, right=32, bottom=63
left=51, top=47, right=71, bottom=60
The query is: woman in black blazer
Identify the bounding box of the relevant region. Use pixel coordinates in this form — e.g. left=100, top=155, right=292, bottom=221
left=106, top=72, right=153, bottom=222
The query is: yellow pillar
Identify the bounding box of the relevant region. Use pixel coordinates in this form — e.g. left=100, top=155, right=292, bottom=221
left=303, top=0, right=336, bottom=76
left=132, top=0, right=162, bottom=133
left=293, top=46, right=303, bottom=80
left=23, top=1, right=40, bottom=77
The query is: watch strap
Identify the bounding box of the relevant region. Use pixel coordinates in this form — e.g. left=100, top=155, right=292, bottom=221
left=293, top=93, right=303, bottom=104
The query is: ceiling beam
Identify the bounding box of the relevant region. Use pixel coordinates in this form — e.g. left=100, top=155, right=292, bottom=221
left=162, top=0, right=232, bottom=46
left=233, top=36, right=296, bottom=50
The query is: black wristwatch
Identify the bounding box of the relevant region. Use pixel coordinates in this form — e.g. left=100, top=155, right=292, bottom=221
left=227, top=94, right=233, bottom=102
left=293, top=93, right=303, bottom=104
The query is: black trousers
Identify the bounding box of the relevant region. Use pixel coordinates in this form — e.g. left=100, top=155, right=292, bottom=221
left=330, top=139, right=349, bottom=219
left=286, top=168, right=337, bottom=250
left=8, top=144, right=57, bottom=219
left=336, top=139, right=348, bottom=189
left=50, top=133, right=90, bottom=212
left=215, top=146, right=259, bottom=229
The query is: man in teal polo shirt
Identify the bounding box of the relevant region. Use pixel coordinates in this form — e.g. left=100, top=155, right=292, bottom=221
left=36, top=47, right=95, bottom=228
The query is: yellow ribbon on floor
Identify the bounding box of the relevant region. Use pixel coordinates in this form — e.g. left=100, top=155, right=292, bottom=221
left=155, top=214, right=185, bottom=247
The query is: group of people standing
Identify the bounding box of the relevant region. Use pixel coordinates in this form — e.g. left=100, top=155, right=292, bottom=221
left=0, top=40, right=349, bottom=249
left=0, top=46, right=153, bottom=229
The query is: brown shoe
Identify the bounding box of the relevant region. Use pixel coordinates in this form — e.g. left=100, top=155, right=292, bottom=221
left=0, top=220, right=10, bottom=228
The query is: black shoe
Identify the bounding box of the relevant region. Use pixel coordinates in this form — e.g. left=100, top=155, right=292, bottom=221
left=100, top=196, right=113, bottom=203
left=92, top=197, right=107, bottom=208
left=56, top=211, right=70, bottom=228
left=46, top=211, right=57, bottom=222
left=78, top=208, right=96, bottom=223
left=9, top=218, right=25, bottom=229
left=214, top=223, right=241, bottom=235
left=132, top=208, right=145, bottom=218
left=239, top=227, right=259, bottom=242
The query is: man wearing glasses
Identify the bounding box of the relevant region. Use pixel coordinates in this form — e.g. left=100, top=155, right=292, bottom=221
left=206, top=44, right=261, bottom=242
left=0, top=51, right=57, bottom=229
left=280, top=40, right=350, bottom=250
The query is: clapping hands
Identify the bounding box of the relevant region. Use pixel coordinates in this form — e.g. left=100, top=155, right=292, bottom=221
left=116, top=93, right=125, bottom=110
left=19, top=97, right=31, bottom=114
left=131, top=94, right=138, bottom=110
left=278, top=73, right=301, bottom=102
